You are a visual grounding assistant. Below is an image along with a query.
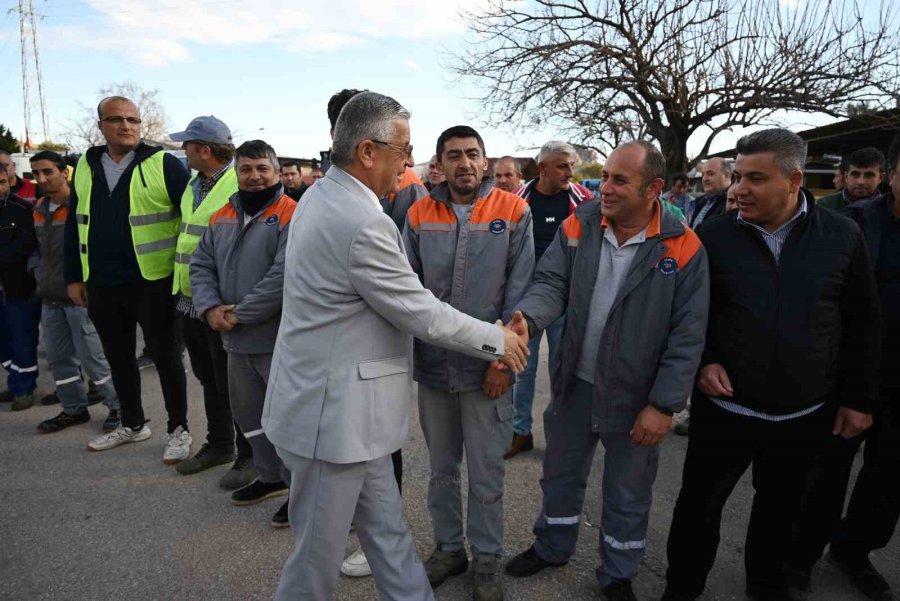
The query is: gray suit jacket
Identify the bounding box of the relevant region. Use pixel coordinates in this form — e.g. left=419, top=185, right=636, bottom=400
left=262, top=167, right=506, bottom=464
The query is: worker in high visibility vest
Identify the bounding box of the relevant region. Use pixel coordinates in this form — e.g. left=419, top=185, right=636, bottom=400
left=167, top=116, right=255, bottom=490
left=63, top=95, right=191, bottom=462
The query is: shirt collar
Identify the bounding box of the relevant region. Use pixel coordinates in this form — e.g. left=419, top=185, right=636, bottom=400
left=332, top=166, right=382, bottom=210
left=199, top=161, right=233, bottom=185
left=737, top=194, right=808, bottom=234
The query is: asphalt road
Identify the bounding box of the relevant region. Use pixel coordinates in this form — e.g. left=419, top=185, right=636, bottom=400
left=2, top=337, right=897, bottom=601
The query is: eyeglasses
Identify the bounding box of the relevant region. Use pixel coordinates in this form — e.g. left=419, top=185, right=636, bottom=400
left=370, top=140, right=413, bottom=158
left=100, top=116, right=142, bottom=125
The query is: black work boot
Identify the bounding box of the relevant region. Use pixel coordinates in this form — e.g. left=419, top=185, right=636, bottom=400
left=473, top=555, right=503, bottom=601
left=424, top=548, right=468, bottom=588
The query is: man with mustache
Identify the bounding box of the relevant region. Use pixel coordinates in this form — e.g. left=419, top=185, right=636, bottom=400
left=818, top=147, right=886, bottom=211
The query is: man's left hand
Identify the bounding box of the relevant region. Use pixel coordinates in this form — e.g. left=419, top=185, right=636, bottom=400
left=630, top=405, right=673, bottom=446
left=482, top=365, right=512, bottom=399
left=832, top=406, right=873, bottom=439
left=224, top=309, right=240, bottom=327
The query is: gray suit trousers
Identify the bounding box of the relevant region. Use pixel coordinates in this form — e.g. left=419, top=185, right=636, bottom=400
left=274, top=447, right=434, bottom=601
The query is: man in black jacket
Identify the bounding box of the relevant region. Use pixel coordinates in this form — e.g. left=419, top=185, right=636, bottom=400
left=789, top=135, right=900, bottom=601
left=662, top=129, right=881, bottom=601
left=64, top=95, right=191, bottom=462
left=688, top=157, right=732, bottom=228
left=0, top=169, right=41, bottom=410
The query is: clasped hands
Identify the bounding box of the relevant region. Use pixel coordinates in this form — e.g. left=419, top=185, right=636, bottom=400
left=206, top=304, right=240, bottom=331
left=491, top=310, right=530, bottom=375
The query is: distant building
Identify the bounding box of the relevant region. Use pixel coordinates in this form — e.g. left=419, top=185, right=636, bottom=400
left=707, top=108, right=900, bottom=198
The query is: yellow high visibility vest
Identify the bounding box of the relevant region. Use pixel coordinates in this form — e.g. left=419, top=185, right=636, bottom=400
left=73, top=151, right=180, bottom=282
left=172, top=168, right=238, bottom=296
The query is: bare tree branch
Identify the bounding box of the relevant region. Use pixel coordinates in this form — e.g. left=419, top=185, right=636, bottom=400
left=451, top=0, right=900, bottom=175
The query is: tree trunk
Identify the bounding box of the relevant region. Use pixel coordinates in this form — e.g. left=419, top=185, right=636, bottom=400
left=655, top=127, right=689, bottom=183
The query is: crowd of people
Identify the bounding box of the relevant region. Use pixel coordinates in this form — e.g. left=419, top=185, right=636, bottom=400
left=0, top=87, right=898, bottom=601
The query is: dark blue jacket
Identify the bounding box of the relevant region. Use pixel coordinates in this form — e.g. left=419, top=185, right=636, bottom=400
left=0, top=194, right=37, bottom=299
left=698, top=195, right=881, bottom=414
left=64, top=142, right=189, bottom=287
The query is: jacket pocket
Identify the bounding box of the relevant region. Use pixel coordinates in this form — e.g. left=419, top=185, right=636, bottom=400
left=358, top=355, right=409, bottom=379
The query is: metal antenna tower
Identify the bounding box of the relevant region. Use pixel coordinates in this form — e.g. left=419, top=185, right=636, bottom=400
left=17, top=0, right=50, bottom=146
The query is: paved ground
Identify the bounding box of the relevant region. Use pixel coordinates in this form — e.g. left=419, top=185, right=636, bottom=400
left=2, top=337, right=898, bottom=600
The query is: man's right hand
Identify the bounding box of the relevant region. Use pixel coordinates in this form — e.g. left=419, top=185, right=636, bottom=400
left=496, top=320, right=529, bottom=373
left=67, top=283, right=88, bottom=307
left=697, top=363, right=734, bottom=398
left=206, top=304, right=236, bottom=331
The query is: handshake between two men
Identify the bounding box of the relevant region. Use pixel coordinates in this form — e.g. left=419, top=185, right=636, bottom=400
left=483, top=310, right=530, bottom=399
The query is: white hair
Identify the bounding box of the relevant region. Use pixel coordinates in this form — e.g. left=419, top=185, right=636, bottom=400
left=331, top=92, right=411, bottom=168
left=537, top=140, right=577, bottom=165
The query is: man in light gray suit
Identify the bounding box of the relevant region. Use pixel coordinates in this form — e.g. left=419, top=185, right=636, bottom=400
left=263, top=92, right=530, bottom=601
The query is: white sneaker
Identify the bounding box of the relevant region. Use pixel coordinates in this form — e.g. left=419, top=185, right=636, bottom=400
left=341, top=548, right=372, bottom=577
left=163, top=426, right=192, bottom=465
left=87, top=424, right=152, bottom=451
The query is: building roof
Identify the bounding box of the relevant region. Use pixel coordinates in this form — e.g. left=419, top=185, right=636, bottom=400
left=710, top=107, right=900, bottom=161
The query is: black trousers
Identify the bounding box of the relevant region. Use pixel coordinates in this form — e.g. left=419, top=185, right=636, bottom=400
left=665, top=396, right=834, bottom=598
left=87, top=276, right=187, bottom=432
left=391, top=448, right=403, bottom=493
left=792, top=386, right=900, bottom=570
left=179, top=313, right=252, bottom=458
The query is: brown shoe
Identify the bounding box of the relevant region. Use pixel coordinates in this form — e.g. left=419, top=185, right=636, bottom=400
left=503, top=432, right=533, bottom=459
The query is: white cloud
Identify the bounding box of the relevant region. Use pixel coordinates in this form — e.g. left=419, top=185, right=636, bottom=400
left=404, top=60, right=423, bottom=71
left=51, top=0, right=488, bottom=66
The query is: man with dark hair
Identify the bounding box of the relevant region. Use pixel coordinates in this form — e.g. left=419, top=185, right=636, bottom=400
left=280, top=160, right=304, bottom=199
left=29, top=150, right=120, bottom=432
left=688, top=158, right=732, bottom=228
left=191, top=139, right=294, bottom=526
left=832, top=156, right=850, bottom=193
left=819, top=147, right=886, bottom=211
left=662, top=129, right=880, bottom=601
left=789, top=134, right=900, bottom=601
left=494, top=156, right=523, bottom=193
left=0, top=166, right=40, bottom=410
left=166, top=116, right=256, bottom=490
left=506, top=140, right=593, bottom=459
left=403, top=125, right=534, bottom=599
left=506, top=141, right=709, bottom=601
left=0, top=149, right=39, bottom=204
left=65, top=95, right=191, bottom=461
left=324, top=87, right=428, bottom=578
left=662, top=173, right=692, bottom=217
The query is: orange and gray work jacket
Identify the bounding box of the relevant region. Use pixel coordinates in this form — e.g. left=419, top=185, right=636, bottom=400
left=380, top=167, right=427, bottom=232
left=402, top=178, right=535, bottom=392
left=517, top=199, right=710, bottom=432
left=189, top=187, right=297, bottom=354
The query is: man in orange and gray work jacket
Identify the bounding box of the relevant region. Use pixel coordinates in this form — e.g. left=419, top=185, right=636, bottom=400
left=403, top=125, right=534, bottom=601
left=504, top=141, right=709, bottom=601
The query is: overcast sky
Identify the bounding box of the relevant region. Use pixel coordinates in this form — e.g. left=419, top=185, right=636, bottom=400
left=2, top=0, right=836, bottom=162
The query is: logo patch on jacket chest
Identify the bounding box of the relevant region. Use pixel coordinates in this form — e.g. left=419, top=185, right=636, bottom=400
left=658, top=257, right=678, bottom=275
left=489, top=219, right=506, bottom=234
left=265, top=215, right=279, bottom=226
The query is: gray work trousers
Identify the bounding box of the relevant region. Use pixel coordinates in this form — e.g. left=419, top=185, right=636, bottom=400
left=226, top=352, right=288, bottom=485
left=274, top=448, right=434, bottom=601
left=418, top=384, right=513, bottom=559
left=41, top=303, right=118, bottom=414
left=532, top=378, right=660, bottom=587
